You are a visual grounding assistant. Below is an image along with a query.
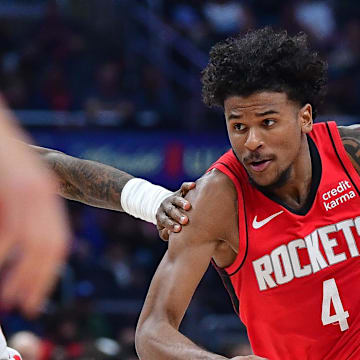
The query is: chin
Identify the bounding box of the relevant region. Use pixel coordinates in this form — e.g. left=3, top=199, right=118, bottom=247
left=249, top=166, right=291, bottom=192
left=252, top=177, right=276, bottom=189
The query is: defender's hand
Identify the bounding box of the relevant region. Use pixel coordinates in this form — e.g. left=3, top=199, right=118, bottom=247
left=156, top=182, right=195, bottom=241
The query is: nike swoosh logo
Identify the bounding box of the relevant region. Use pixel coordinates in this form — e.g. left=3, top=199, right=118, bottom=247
left=252, top=211, right=284, bottom=229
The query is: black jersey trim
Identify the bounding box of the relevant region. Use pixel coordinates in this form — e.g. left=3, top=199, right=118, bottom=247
left=326, top=122, right=360, bottom=196
left=212, top=262, right=240, bottom=315
left=240, top=136, right=322, bottom=216
left=262, top=136, right=322, bottom=215
left=218, top=162, right=249, bottom=276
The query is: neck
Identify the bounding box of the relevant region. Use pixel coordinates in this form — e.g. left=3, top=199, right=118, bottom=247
left=271, top=136, right=312, bottom=210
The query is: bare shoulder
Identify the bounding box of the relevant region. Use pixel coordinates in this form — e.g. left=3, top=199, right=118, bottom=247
left=169, top=169, right=237, bottom=245
left=187, top=168, right=236, bottom=202
left=186, top=168, right=237, bottom=218
left=337, top=124, right=360, bottom=173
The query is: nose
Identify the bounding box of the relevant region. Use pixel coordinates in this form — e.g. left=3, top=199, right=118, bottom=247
left=244, top=128, right=263, bottom=151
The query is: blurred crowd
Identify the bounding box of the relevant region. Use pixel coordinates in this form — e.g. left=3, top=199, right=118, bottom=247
left=2, top=0, right=360, bottom=358
left=0, top=0, right=360, bottom=130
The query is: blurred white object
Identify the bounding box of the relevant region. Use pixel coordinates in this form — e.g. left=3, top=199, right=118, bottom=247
left=203, top=1, right=247, bottom=33
left=295, top=1, right=335, bottom=40
left=95, top=337, right=121, bottom=356
left=8, top=332, right=40, bottom=360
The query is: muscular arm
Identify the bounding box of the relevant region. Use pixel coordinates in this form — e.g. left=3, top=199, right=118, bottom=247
left=135, top=171, right=241, bottom=360
left=30, top=145, right=133, bottom=211
left=338, top=125, right=360, bottom=174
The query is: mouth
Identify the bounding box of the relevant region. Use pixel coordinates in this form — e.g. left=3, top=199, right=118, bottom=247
left=249, top=159, right=272, bottom=172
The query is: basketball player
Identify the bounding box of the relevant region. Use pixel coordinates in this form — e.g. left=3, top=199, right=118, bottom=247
left=135, top=28, right=360, bottom=360
left=0, top=101, right=70, bottom=359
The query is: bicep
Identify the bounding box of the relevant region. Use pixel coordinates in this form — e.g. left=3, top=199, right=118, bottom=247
left=138, top=230, right=218, bottom=330
left=138, top=171, right=233, bottom=328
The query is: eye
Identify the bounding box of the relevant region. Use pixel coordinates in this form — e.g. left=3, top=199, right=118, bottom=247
left=234, top=123, right=246, bottom=131
left=263, top=119, right=275, bottom=127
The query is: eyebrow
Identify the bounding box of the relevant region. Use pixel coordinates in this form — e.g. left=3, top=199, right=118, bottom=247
left=255, top=110, right=279, bottom=117
left=227, top=109, right=279, bottom=121
left=228, top=113, right=242, bottom=121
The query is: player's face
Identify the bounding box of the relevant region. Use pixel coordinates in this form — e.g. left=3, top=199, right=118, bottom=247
left=224, top=91, right=313, bottom=189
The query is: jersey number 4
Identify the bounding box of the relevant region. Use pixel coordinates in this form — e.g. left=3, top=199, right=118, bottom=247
left=321, top=278, right=349, bottom=331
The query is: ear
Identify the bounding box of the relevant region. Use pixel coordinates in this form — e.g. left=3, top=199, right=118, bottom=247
left=299, top=104, right=313, bottom=134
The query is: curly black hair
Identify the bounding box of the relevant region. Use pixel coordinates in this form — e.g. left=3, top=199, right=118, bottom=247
left=201, top=27, right=328, bottom=119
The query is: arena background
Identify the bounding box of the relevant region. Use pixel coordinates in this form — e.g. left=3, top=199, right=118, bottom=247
left=2, top=0, right=360, bottom=359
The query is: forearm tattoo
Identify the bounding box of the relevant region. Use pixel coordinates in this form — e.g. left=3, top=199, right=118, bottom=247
left=48, top=153, right=133, bottom=211
left=338, top=126, right=360, bottom=174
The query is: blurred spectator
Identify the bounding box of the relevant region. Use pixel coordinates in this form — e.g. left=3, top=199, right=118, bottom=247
left=40, top=308, right=89, bottom=359
left=330, top=18, right=360, bottom=70
left=0, top=0, right=359, bottom=128
left=84, top=62, right=135, bottom=126
left=202, top=0, right=255, bottom=37
left=326, top=18, right=360, bottom=115
left=134, top=64, right=177, bottom=128
left=292, top=0, right=336, bottom=46
left=38, top=65, right=72, bottom=111
left=103, top=243, right=133, bottom=291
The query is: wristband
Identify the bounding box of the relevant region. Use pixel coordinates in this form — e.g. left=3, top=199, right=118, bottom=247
left=121, top=178, right=172, bottom=225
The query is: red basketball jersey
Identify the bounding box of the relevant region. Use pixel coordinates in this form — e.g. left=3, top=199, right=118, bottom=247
left=209, top=122, right=360, bottom=359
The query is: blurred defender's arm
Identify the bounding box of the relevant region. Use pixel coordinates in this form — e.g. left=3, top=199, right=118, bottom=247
left=0, top=103, right=69, bottom=316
